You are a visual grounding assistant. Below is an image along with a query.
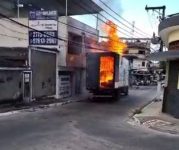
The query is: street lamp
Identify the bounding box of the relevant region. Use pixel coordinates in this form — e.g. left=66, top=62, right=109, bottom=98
left=17, top=0, right=24, bottom=18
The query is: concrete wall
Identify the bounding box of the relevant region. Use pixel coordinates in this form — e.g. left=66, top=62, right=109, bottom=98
left=0, top=70, right=22, bottom=101
left=31, top=49, right=56, bottom=98
left=132, top=59, right=148, bottom=71
left=168, top=30, right=179, bottom=44
left=0, top=16, right=98, bottom=100
left=0, top=18, right=28, bottom=48
left=65, top=17, right=98, bottom=69
left=58, top=17, right=68, bottom=67
left=0, top=17, right=98, bottom=68
left=128, top=48, right=139, bottom=54
left=163, top=60, right=179, bottom=118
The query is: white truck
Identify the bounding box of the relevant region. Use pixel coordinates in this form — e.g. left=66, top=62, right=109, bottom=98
left=86, top=51, right=129, bottom=100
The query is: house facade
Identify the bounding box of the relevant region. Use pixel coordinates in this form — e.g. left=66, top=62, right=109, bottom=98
left=150, top=14, right=179, bottom=118
left=0, top=13, right=100, bottom=103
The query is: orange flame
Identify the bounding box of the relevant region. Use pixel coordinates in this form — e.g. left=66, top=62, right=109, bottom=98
left=102, top=20, right=127, bottom=55
left=100, top=56, right=114, bottom=88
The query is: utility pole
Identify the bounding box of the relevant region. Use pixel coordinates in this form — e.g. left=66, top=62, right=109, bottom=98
left=145, top=5, right=166, bottom=101
left=17, top=0, right=19, bottom=18
left=145, top=5, right=166, bottom=21
left=17, top=0, right=24, bottom=18
left=145, top=5, right=166, bottom=52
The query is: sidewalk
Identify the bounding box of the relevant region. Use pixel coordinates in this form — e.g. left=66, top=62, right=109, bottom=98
left=0, top=93, right=91, bottom=117
left=132, top=94, right=179, bottom=135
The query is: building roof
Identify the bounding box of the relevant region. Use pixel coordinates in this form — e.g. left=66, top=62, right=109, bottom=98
left=147, top=50, right=179, bottom=61
left=159, top=14, right=179, bottom=47
left=0, top=0, right=102, bottom=17
left=126, top=42, right=150, bottom=51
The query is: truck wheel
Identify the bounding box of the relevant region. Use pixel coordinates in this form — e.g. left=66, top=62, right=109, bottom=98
left=112, top=90, right=119, bottom=101
left=124, top=87, right=129, bottom=96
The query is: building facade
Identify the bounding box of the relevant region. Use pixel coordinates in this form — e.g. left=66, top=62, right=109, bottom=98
left=0, top=0, right=102, bottom=103
left=150, top=14, right=179, bottom=118
left=0, top=16, right=99, bottom=102
left=125, top=41, right=151, bottom=85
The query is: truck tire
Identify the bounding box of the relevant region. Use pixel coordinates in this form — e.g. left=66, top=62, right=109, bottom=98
left=124, top=87, right=129, bottom=96
left=112, top=90, right=120, bottom=101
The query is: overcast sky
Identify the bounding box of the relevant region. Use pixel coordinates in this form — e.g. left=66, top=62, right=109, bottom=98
left=73, top=0, right=179, bottom=38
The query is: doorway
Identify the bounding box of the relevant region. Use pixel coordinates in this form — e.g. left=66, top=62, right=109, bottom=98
left=22, top=71, right=32, bottom=102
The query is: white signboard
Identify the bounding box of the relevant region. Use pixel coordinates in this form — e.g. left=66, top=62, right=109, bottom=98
left=28, top=10, right=58, bottom=46
left=59, top=75, right=72, bottom=99
left=29, top=20, right=57, bottom=31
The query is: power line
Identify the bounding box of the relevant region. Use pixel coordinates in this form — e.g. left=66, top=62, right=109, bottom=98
left=98, top=0, right=150, bottom=38
left=1, top=11, right=120, bottom=42
left=0, top=10, right=151, bottom=53
left=0, top=33, right=27, bottom=40
left=0, top=16, right=151, bottom=53
left=0, top=21, right=27, bottom=35
left=98, top=11, right=143, bottom=38
left=98, top=0, right=151, bottom=37
left=0, top=12, right=119, bottom=52
left=0, top=2, right=137, bottom=41
left=2, top=17, right=127, bottom=48
left=71, top=1, right=132, bottom=37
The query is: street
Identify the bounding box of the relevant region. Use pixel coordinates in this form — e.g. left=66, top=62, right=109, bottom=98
left=0, top=86, right=178, bottom=150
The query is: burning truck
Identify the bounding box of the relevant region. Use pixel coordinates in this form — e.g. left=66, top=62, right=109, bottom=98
left=86, top=52, right=129, bottom=100
left=86, top=20, right=129, bottom=100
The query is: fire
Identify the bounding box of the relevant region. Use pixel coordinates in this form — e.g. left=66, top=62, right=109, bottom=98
left=100, top=56, right=114, bottom=88
left=102, top=20, right=127, bottom=55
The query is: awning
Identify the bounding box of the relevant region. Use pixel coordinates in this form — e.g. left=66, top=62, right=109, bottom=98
left=0, top=0, right=103, bottom=17
left=147, top=50, right=179, bottom=61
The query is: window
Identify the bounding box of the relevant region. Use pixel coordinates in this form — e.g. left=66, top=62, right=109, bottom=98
left=68, top=32, right=82, bottom=54
left=142, top=61, right=145, bottom=67
left=139, top=50, right=145, bottom=55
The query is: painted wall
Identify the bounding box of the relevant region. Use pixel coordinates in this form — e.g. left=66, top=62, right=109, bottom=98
left=128, top=48, right=139, bottom=54
left=132, top=59, right=148, bottom=71
left=0, top=18, right=28, bottom=48
left=0, top=17, right=98, bottom=68
left=168, top=29, right=179, bottom=44
left=58, top=17, right=68, bottom=67
left=163, top=60, right=179, bottom=118
left=0, top=70, right=22, bottom=101
left=0, top=16, right=98, bottom=100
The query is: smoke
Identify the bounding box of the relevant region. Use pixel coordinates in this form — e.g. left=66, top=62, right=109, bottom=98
left=93, top=0, right=124, bottom=38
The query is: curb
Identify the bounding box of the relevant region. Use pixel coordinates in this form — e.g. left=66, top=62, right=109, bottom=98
left=132, top=91, right=163, bottom=117
left=0, top=97, right=86, bottom=117
left=130, top=97, right=156, bottom=118
left=129, top=94, right=161, bottom=125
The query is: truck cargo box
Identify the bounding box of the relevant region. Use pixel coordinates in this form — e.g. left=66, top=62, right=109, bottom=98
left=86, top=52, right=120, bottom=91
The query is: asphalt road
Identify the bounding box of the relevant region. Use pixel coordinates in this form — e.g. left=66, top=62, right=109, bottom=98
left=0, top=86, right=178, bottom=150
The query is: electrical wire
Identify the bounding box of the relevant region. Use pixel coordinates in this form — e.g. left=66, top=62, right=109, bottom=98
left=0, top=9, right=151, bottom=52
left=0, top=22, right=27, bottom=35
left=98, top=0, right=151, bottom=37
left=0, top=1, right=152, bottom=53
left=0, top=12, right=116, bottom=52
left=1, top=11, right=131, bottom=47
left=97, top=0, right=150, bottom=38
left=0, top=33, right=27, bottom=40
left=1, top=2, right=150, bottom=41
left=73, top=1, right=132, bottom=38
